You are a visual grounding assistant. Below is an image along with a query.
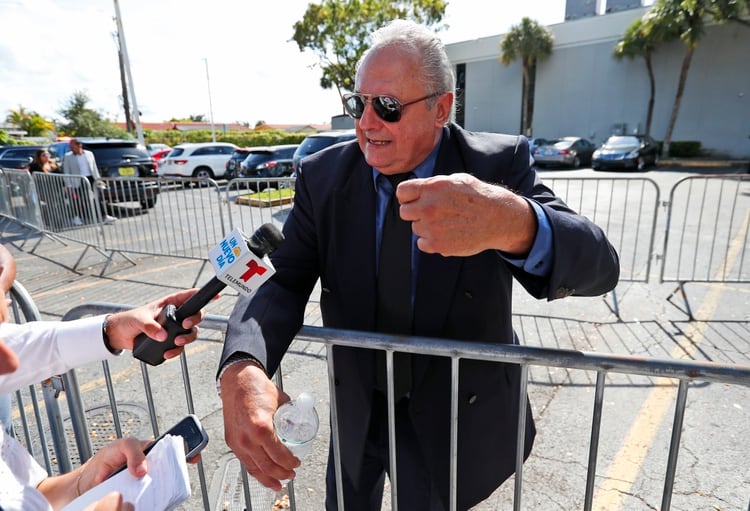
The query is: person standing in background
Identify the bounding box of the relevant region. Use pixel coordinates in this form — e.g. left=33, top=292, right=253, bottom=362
left=62, top=139, right=116, bottom=225
left=28, top=149, right=57, bottom=173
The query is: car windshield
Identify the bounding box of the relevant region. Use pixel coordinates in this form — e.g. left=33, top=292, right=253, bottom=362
left=606, top=136, right=640, bottom=148
left=243, top=152, right=274, bottom=166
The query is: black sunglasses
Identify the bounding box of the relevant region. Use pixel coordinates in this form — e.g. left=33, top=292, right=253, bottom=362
left=341, top=92, right=442, bottom=123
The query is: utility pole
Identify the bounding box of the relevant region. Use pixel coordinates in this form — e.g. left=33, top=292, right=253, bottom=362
left=113, top=30, right=133, bottom=133
left=204, top=58, right=217, bottom=143
left=113, top=0, right=144, bottom=146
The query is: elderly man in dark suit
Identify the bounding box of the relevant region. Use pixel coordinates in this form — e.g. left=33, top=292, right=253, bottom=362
left=216, top=19, right=620, bottom=511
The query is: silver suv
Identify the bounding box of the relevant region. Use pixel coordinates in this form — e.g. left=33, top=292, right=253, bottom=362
left=158, top=142, right=237, bottom=179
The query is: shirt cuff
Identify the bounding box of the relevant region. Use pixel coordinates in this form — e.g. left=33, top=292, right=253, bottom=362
left=500, top=199, right=553, bottom=277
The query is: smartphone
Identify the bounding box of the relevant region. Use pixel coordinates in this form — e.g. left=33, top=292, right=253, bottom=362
left=107, top=414, right=209, bottom=478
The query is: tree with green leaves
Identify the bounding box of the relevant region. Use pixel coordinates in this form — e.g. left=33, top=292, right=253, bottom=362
left=649, top=0, right=707, bottom=157
left=499, top=17, right=554, bottom=136
left=5, top=106, right=54, bottom=137
left=639, top=0, right=749, bottom=157
left=292, top=0, right=447, bottom=97
left=57, top=91, right=130, bottom=138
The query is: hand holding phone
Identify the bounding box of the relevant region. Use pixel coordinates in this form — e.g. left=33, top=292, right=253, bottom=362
left=107, top=414, right=208, bottom=479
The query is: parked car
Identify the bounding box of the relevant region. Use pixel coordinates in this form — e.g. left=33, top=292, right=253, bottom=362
left=150, top=148, right=171, bottom=162
left=225, top=148, right=254, bottom=179
left=527, top=137, right=552, bottom=155
left=532, top=137, right=596, bottom=169
left=0, top=145, right=49, bottom=170
left=235, top=144, right=299, bottom=190
left=147, top=143, right=171, bottom=155
left=158, top=142, right=237, bottom=179
left=592, top=134, right=660, bottom=171
left=292, top=130, right=357, bottom=174
left=71, top=139, right=160, bottom=209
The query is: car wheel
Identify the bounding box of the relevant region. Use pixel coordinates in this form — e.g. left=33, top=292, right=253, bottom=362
left=572, top=156, right=581, bottom=169
left=192, top=167, right=214, bottom=180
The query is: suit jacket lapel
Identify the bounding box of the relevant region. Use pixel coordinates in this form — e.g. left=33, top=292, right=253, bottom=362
left=332, top=157, right=378, bottom=329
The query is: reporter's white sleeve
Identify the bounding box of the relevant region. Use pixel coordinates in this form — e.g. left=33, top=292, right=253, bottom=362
left=0, top=315, right=116, bottom=393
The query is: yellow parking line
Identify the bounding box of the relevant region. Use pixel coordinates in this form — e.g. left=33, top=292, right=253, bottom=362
left=594, top=209, right=749, bottom=510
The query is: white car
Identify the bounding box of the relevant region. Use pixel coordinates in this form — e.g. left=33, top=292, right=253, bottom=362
left=158, top=142, right=237, bottom=179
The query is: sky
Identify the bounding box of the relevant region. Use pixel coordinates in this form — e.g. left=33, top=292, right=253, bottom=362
left=0, top=0, right=569, bottom=127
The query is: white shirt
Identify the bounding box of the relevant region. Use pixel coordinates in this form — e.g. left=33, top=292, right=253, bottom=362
left=0, top=428, right=51, bottom=511
left=0, top=315, right=118, bottom=511
left=0, top=315, right=115, bottom=394
left=75, top=153, right=92, bottom=177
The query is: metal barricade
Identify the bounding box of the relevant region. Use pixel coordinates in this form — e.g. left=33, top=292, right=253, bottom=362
left=0, top=168, right=45, bottom=230
left=98, top=177, right=226, bottom=260
left=225, top=177, right=295, bottom=235
left=56, top=302, right=750, bottom=511
left=6, top=280, right=75, bottom=475
left=29, top=172, right=105, bottom=250
left=660, top=175, right=750, bottom=319
left=543, top=177, right=660, bottom=317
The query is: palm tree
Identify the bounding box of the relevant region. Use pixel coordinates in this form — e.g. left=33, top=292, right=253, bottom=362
left=499, top=17, right=554, bottom=136
left=614, top=17, right=659, bottom=136
left=650, top=0, right=707, bottom=157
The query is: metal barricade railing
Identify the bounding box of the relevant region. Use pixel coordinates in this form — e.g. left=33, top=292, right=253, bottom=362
left=98, top=177, right=227, bottom=260
left=0, top=168, right=45, bottom=230
left=543, top=177, right=660, bottom=318
left=55, top=302, right=750, bottom=511
left=6, top=280, right=77, bottom=475
left=660, top=175, right=750, bottom=319
left=225, top=177, right=295, bottom=236
left=29, top=172, right=105, bottom=250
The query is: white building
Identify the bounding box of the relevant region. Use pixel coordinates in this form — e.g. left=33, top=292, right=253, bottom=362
left=445, top=7, right=750, bottom=158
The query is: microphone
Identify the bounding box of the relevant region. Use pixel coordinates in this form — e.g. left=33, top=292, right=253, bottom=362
left=132, top=223, right=284, bottom=366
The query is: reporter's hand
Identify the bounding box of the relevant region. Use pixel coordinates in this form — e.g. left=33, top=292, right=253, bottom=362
left=220, top=361, right=297, bottom=490
left=105, top=289, right=205, bottom=359
left=78, top=437, right=150, bottom=494
left=83, top=491, right=134, bottom=511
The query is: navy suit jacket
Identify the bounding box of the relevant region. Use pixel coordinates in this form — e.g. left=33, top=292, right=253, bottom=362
left=222, top=124, right=620, bottom=509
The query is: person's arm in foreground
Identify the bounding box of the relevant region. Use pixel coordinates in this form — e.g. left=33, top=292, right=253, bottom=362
left=0, top=244, right=17, bottom=322
left=37, top=437, right=149, bottom=511
left=0, top=288, right=204, bottom=393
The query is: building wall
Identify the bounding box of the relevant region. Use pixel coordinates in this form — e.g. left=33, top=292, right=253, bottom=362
left=446, top=8, right=750, bottom=158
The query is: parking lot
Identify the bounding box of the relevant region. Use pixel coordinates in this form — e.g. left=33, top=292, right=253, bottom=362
left=2, top=164, right=749, bottom=510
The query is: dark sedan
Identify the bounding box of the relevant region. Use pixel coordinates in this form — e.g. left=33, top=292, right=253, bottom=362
left=592, top=135, right=660, bottom=171
left=532, top=137, right=596, bottom=169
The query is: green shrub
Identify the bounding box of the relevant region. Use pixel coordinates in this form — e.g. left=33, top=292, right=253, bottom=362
left=143, top=130, right=307, bottom=148
left=669, top=141, right=702, bottom=157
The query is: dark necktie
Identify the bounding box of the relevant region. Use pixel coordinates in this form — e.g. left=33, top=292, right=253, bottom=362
left=375, top=172, right=413, bottom=397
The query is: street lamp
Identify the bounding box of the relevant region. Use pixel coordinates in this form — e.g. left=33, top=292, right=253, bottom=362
left=204, top=58, right=216, bottom=143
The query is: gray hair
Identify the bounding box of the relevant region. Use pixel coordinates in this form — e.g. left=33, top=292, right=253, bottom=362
left=358, top=19, right=455, bottom=117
